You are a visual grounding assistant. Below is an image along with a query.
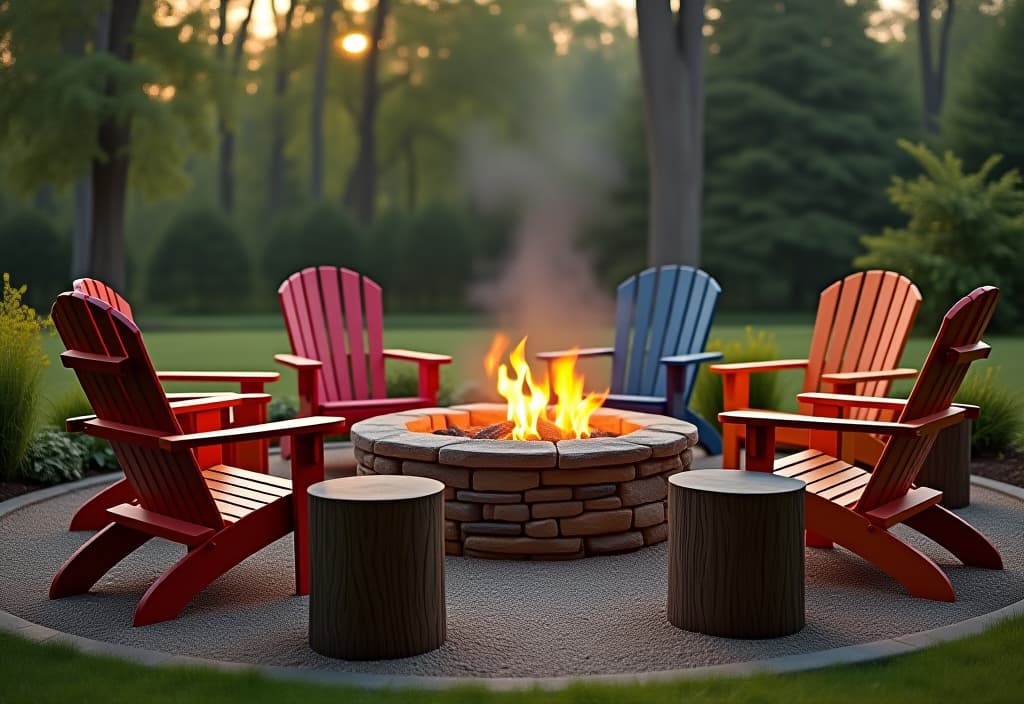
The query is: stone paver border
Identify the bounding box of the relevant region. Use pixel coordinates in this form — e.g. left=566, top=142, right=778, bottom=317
left=1, top=472, right=1022, bottom=691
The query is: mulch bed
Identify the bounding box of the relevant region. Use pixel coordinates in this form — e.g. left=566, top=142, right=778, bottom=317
left=4, top=453, right=1024, bottom=504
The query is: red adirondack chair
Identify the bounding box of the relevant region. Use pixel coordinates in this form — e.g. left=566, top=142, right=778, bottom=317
left=49, top=292, right=344, bottom=625
left=276, top=267, right=452, bottom=456
left=712, top=270, right=922, bottom=468
left=67, top=278, right=281, bottom=531
left=719, top=286, right=1003, bottom=601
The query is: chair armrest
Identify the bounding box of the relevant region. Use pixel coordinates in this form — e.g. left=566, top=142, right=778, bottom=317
left=709, top=359, right=809, bottom=375
left=158, top=416, right=346, bottom=451
left=660, top=351, right=724, bottom=366
left=536, top=347, right=614, bottom=361
left=796, top=392, right=909, bottom=412
left=820, top=368, right=917, bottom=386
left=718, top=407, right=966, bottom=437
left=383, top=349, right=453, bottom=364
left=167, top=393, right=270, bottom=415
left=274, top=353, right=322, bottom=369
left=157, top=371, right=280, bottom=384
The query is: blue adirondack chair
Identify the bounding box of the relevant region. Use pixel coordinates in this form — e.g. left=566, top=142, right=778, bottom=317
left=538, top=266, right=723, bottom=453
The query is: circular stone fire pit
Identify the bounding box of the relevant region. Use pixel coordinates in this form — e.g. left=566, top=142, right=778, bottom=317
left=350, top=404, right=696, bottom=560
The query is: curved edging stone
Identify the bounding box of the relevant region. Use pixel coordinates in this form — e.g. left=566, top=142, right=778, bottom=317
left=1, top=474, right=1023, bottom=691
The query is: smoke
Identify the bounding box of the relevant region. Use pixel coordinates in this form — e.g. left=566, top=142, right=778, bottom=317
left=459, top=123, right=621, bottom=357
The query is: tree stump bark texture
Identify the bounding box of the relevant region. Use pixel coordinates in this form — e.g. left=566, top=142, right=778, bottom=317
left=917, top=420, right=971, bottom=509
left=668, top=470, right=805, bottom=639
left=308, top=476, right=446, bottom=660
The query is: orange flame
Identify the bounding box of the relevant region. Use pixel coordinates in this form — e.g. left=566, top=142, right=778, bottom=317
left=486, top=334, right=608, bottom=440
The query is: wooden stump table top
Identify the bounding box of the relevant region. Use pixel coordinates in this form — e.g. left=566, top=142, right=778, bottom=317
left=308, top=474, right=444, bottom=502
left=669, top=469, right=805, bottom=496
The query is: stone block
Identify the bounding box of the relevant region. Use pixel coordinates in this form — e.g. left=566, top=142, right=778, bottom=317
left=572, top=484, right=617, bottom=500
left=642, top=522, right=668, bottom=545
left=632, top=502, right=665, bottom=528
left=402, top=461, right=471, bottom=489
left=445, top=540, right=463, bottom=556
left=350, top=424, right=405, bottom=452
left=445, top=520, right=459, bottom=540
left=484, top=504, right=531, bottom=522
left=645, top=422, right=699, bottom=447
left=463, top=536, right=583, bottom=555
left=457, top=490, right=522, bottom=504
left=472, top=470, right=540, bottom=492
left=585, top=531, right=644, bottom=554
left=372, top=455, right=402, bottom=475
left=375, top=432, right=470, bottom=461
left=448, top=403, right=507, bottom=427
left=461, top=521, right=522, bottom=537
left=636, top=456, right=684, bottom=478
left=443, top=487, right=456, bottom=500
left=532, top=501, right=584, bottom=519
left=559, top=509, right=633, bottom=536
left=524, top=487, right=573, bottom=503
left=619, top=476, right=668, bottom=506
left=444, top=501, right=482, bottom=522
left=584, top=496, right=622, bottom=510
left=557, top=438, right=652, bottom=468
left=542, top=466, right=636, bottom=486
left=439, top=440, right=557, bottom=469
left=524, top=519, right=558, bottom=538
left=619, top=430, right=690, bottom=457
left=353, top=446, right=374, bottom=466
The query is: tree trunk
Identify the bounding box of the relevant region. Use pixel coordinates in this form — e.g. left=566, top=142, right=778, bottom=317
left=216, top=0, right=255, bottom=212
left=89, top=0, right=140, bottom=291
left=637, top=0, right=704, bottom=268
left=269, top=1, right=297, bottom=212
left=918, top=0, right=956, bottom=133
left=310, top=0, right=336, bottom=200
left=404, top=134, right=417, bottom=210
left=343, top=0, right=389, bottom=225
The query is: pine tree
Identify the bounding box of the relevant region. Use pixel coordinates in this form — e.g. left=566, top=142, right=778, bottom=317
left=944, top=0, right=1024, bottom=176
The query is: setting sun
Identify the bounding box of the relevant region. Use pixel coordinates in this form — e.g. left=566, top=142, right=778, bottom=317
left=339, top=31, right=370, bottom=55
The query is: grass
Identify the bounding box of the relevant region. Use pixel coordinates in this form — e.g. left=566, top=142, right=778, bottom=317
left=2, top=615, right=1023, bottom=703
left=37, top=313, right=1024, bottom=417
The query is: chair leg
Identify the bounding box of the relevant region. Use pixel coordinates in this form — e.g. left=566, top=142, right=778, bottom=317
left=806, top=495, right=956, bottom=602
left=279, top=435, right=292, bottom=461
left=806, top=530, right=833, bottom=549
left=904, top=505, right=1003, bottom=569
left=682, top=408, right=722, bottom=456
left=51, top=523, right=151, bottom=598
left=68, top=478, right=136, bottom=531
left=722, top=426, right=741, bottom=469
left=132, top=501, right=292, bottom=626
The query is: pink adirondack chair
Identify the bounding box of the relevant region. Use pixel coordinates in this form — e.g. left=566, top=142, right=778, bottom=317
left=275, top=267, right=452, bottom=455
left=49, top=292, right=344, bottom=625
left=67, top=278, right=281, bottom=531
left=719, top=286, right=1003, bottom=601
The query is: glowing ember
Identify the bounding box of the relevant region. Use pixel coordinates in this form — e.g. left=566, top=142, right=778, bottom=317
left=485, top=335, right=608, bottom=440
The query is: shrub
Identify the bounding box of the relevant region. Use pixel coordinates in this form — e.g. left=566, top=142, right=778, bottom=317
left=146, top=207, right=252, bottom=313
left=43, top=388, right=93, bottom=429
left=690, top=327, right=782, bottom=432
left=400, top=202, right=475, bottom=311
left=954, top=367, right=1024, bottom=457
left=262, top=203, right=364, bottom=291
left=386, top=367, right=458, bottom=407
left=0, top=274, right=50, bottom=481
left=0, top=210, right=68, bottom=310
left=856, top=141, right=1024, bottom=332
left=268, top=397, right=298, bottom=422
left=19, top=428, right=87, bottom=485
left=73, top=433, right=119, bottom=473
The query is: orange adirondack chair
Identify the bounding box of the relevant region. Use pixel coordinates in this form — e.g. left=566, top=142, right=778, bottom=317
left=49, top=292, right=344, bottom=625
left=712, top=270, right=922, bottom=468
left=67, top=278, right=281, bottom=531
left=719, top=286, right=1003, bottom=602
left=275, top=267, right=452, bottom=456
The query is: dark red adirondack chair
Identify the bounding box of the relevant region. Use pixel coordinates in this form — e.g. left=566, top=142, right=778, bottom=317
left=49, top=292, right=344, bottom=625
left=275, top=267, right=452, bottom=456
left=67, top=278, right=281, bottom=531
left=720, top=286, right=1003, bottom=601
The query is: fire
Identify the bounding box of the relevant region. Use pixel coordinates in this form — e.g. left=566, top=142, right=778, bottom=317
left=485, top=335, right=608, bottom=440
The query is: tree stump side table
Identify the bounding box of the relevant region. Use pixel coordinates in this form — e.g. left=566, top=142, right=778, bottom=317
left=308, top=475, right=446, bottom=660
left=668, top=470, right=805, bottom=639
left=917, top=420, right=972, bottom=509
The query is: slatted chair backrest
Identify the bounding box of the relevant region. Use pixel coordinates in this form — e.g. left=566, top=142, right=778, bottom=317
left=611, top=266, right=721, bottom=401
left=51, top=292, right=224, bottom=529
left=73, top=278, right=134, bottom=321
left=278, top=266, right=387, bottom=404
left=856, top=286, right=999, bottom=512
left=802, top=270, right=922, bottom=421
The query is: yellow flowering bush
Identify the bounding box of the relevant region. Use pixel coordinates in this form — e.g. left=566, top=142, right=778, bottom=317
left=0, top=273, right=51, bottom=480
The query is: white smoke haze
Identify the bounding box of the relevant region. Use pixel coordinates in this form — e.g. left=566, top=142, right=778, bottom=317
left=459, top=123, right=621, bottom=387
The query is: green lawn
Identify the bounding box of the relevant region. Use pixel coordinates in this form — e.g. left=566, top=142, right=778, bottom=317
left=2, top=615, right=1023, bottom=703
left=37, top=313, right=1024, bottom=419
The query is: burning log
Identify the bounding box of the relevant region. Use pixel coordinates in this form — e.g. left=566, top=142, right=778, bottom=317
left=536, top=419, right=565, bottom=442
left=474, top=421, right=515, bottom=440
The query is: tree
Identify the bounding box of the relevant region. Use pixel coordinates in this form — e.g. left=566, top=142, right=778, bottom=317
left=636, top=0, right=705, bottom=267
left=268, top=0, right=298, bottom=212
left=700, top=0, right=916, bottom=309
left=944, top=0, right=1024, bottom=175
left=857, top=141, right=1024, bottom=331
left=215, top=0, right=256, bottom=212
left=310, top=0, right=336, bottom=200
left=917, top=0, right=956, bottom=133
